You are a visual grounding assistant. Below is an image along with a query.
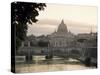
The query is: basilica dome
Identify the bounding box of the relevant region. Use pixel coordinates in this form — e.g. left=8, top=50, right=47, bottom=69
left=57, top=20, right=68, bottom=33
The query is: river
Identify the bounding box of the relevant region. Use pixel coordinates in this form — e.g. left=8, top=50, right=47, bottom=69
left=15, top=56, right=95, bottom=73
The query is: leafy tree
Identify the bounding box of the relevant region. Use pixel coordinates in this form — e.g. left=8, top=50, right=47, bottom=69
left=38, top=40, right=49, bottom=47
left=11, top=2, right=46, bottom=50
left=77, top=39, right=86, bottom=43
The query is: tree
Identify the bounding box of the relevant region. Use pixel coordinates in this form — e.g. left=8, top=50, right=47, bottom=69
left=11, top=2, right=46, bottom=50
left=77, top=39, right=86, bottom=43
left=38, top=40, right=49, bottom=47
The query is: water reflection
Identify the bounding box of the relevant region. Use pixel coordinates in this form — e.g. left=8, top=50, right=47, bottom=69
left=15, top=56, right=95, bottom=73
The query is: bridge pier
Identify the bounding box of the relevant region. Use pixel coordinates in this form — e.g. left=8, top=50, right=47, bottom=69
left=45, top=54, right=53, bottom=59
left=25, top=55, right=33, bottom=63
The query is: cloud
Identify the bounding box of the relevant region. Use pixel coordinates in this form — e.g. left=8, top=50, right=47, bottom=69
left=33, top=18, right=97, bottom=28
left=35, top=19, right=59, bottom=25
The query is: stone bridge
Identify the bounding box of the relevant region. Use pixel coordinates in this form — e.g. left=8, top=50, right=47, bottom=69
left=17, top=46, right=97, bottom=66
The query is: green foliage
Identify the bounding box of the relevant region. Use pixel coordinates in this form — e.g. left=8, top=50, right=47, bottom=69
left=11, top=2, right=46, bottom=50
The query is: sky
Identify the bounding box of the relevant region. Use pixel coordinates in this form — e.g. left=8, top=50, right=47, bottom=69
left=27, top=3, right=97, bottom=36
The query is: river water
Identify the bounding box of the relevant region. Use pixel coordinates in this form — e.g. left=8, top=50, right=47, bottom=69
left=15, top=56, right=95, bottom=73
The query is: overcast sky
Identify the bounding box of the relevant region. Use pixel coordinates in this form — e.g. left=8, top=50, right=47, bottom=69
left=27, top=4, right=97, bottom=36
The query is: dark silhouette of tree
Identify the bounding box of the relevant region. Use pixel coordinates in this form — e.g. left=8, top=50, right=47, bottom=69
left=11, top=2, right=46, bottom=50
left=70, top=50, right=80, bottom=55
left=84, top=57, right=91, bottom=66
left=77, top=39, right=86, bottom=43
left=38, top=40, right=49, bottom=47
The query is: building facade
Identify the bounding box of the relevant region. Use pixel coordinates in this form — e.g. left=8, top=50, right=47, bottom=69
left=47, top=20, right=77, bottom=55
left=18, top=20, right=97, bottom=59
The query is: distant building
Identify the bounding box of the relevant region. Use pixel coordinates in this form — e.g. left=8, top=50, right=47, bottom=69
left=48, top=20, right=76, bottom=53
left=18, top=20, right=97, bottom=58
left=20, top=20, right=97, bottom=49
